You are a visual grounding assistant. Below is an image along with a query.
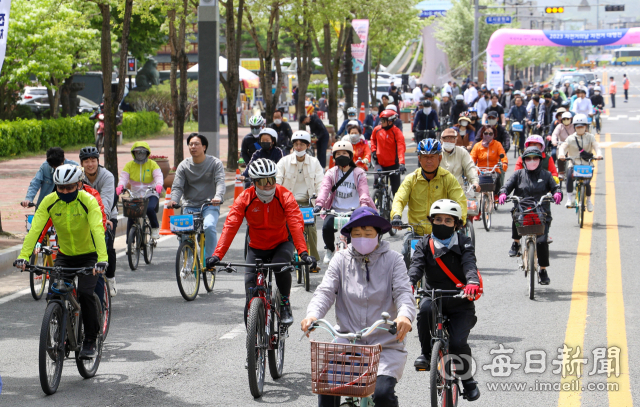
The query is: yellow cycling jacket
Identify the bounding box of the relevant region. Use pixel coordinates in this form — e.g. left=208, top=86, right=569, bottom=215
left=19, top=190, right=107, bottom=262
left=391, top=167, right=467, bottom=236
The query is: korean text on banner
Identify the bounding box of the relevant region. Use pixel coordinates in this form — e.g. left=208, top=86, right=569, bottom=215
left=351, top=19, right=369, bottom=74
left=0, top=1, right=12, bottom=74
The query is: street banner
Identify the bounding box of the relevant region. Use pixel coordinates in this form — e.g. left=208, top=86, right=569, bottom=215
left=351, top=19, right=369, bottom=74
left=0, top=0, right=12, bottom=74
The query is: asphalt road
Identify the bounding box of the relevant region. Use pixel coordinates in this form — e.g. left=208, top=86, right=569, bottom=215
left=1, top=67, right=638, bottom=406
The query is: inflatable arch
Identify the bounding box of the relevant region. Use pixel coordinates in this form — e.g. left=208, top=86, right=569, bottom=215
left=486, top=28, right=640, bottom=91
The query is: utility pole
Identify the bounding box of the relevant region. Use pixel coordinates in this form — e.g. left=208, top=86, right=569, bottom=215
left=198, top=0, right=220, bottom=158
left=472, top=0, right=479, bottom=81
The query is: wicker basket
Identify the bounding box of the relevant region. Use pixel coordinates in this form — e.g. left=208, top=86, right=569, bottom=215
left=478, top=175, right=495, bottom=192
left=513, top=210, right=546, bottom=236
left=311, top=341, right=382, bottom=398
left=122, top=197, right=149, bottom=218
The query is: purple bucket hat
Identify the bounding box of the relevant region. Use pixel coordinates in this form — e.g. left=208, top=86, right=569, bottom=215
left=340, top=207, right=392, bottom=237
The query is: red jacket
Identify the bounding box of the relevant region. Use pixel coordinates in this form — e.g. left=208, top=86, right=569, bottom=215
left=214, top=185, right=307, bottom=259
left=370, top=125, right=406, bottom=167
left=514, top=153, right=558, bottom=177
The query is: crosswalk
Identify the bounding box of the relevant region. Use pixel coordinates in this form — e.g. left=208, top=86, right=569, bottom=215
left=600, top=114, right=640, bottom=120
left=594, top=66, right=640, bottom=74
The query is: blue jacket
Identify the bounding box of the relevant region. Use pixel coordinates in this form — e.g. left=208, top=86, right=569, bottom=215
left=506, top=104, right=527, bottom=122
left=26, top=158, right=79, bottom=206
left=413, top=110, right=439, bottom=131
left=337, top=118, right=363, bottom=136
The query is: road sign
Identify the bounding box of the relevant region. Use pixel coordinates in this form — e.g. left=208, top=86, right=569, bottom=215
left=486, top=15, right=511, bottom=24
left=126, top=57, right=137, bottom=76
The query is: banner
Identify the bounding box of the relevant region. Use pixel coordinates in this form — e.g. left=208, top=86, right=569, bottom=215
left=351, top=19, right=369, bottom=74
left=0, top=0, right=12, bottom=74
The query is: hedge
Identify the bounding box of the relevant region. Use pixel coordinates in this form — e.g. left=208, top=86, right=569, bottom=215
left=0, top=111, right=163, bottom=158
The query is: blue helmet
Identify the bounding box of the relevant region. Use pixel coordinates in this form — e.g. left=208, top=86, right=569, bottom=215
left=417, top=139, right=442, bottom=155
left=468, top=107, right=477, bottom=113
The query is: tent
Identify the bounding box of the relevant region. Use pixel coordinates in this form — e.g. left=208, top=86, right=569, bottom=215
left=188, top=57, right=260, bottom=88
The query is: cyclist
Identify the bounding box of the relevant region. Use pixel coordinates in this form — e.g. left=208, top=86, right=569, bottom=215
left=590, top=87, right=605, bottom=134
left=276, top=130, right=324, bottom=270
left=557, top=114, right=603, bottom=211
left=301, top=206, right=415, bottom=407
left=22, top=147, right=78, bottom=208
left=570, top=87, right=593, bottom=117
left=337, top=106, right=362, bottom=136
left=168, top=133, right=226, bottom=259
left=480, top=111, right=510, bottom=152
left=551, top=112, right=574, bottom=163
left=374, top=104, right=403, bottom=131
left=498, top=147, right=563, bottom=285
left=482, top=93, right=505, bottom=126
left=470, top=127, right=508, bottom=199
left=371, top=109, right=407, bottom=196
left=241, top=115, right=266, bottom=164
left=549, top=107, right=568, bottom=137
left=207, top=158, right=316, bottom=326
left=526, top=95, right=545, bottom=136
left=413, top=100, right=439, bottom=143
left=467, top=107, right=480, bottom=128
left=115, top=142, right=163, bottom=240
left=408, top=199, right=481, bottom=401
left=345, top=122, right=371, bottom=171
left=300, top=113, right=330, bottom=168
left=514, top=135, right=558, bottom=182
left=242, top=128, right=283, bottom=187
left=439, top=92, right=453, bottom=122
left=439, top=129, right=480, bottom=191
left=269, top=109, right=293, bottom=154
left=391, top=139, right=467, bottom=256
left=313, top=141, right=376, bottom=264
left=15, top=164, right=107, bottom=359
left=450, top=94, right=468, bottom=124
left=451, top=113, right=476, bottom=151
left=79, top=147, right=118, bottom=296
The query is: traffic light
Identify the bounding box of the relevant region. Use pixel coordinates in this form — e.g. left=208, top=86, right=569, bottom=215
left=545, top=6, right=564, bottom=13
left=605, top=5, right=624, bottom=11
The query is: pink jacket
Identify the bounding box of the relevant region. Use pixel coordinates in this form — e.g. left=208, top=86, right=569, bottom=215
left=316, top=166, right=376, bottom=210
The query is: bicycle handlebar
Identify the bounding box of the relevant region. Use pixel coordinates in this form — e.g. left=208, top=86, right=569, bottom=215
left=318, top=209, right=355, bottom=217
left=416, top=288, right=466, bottom=299
left=300, top=312, right=397, bottom=342
left=217, top=260, right=307, bottom=274
left=16, top=262, right=93, bottom=276
left=366, top=170, right=402, bottom=175
left=507, top=193, right=553, bottom=206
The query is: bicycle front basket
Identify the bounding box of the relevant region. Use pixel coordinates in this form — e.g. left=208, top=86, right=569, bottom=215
left=478, top=175, right=495, bottom=192
left=512, top=123, right=524, bottom=132
left=170, top=215, right=195, bottom=233
left=572, top=165, right=593, bottom=179
left=122, top=197, right=148, bottom=218
left=311, top=341, right=382, bottom=398
left=513, top=209, right=546, bottom=236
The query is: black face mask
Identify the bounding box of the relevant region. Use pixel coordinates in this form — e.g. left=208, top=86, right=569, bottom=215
left=260, top=142, right=272, bottom=150
left=57, top=189, right=78, bottom=203
left=335, top=155, right=351, bottom=167
left=432, top=223, right=455, bottom=240
left=457, top=100, right=464, bottom=105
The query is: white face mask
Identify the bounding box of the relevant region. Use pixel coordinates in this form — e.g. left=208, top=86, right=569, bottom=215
left=488, top=119, right=497, bottom=126
left=294, top=149, right=306, bottom=158
left=460, top=121, right=468, bottom=127
left=274, top=119, right=282, bottom=125
left=350, top=134, right=360, bottom=144
left=595, top=91, right=600, bottom=95
left=443, top=142, right=456, bottom=152
left=459, top=128, right=467, bottom=135
left=575, top=126, right=586, bottom=136
left=423, top=108, right=432, bottom=115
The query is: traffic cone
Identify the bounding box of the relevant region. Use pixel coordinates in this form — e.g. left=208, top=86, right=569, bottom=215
left=159, top=187, right=175, bottom=236
left=359, top=102, right=365, bottom=122
left=234, top=169, right=244, bottom=201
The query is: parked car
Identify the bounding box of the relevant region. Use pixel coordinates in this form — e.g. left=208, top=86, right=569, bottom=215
left=77, top=96, right=99, bottom=114
left=20, top=87, right=49, bottom=103
left=18, top=95, right=98, bottom=116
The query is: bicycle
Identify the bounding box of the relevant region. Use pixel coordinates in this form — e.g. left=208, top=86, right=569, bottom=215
left=319, top=209, right=355, bottom=254
left=300, top=312, right=397, bottom=407
left=121, top=187, right=157, bottom=270
left=16, top=262, right=106, bottom=395
left=415, top=288, right=472, bottom=407
left=461, top=184, right=478, bottom=248
left=562, top=158, right=598, bottom=228
left=25, top=204, right=56, bottom=300
left=368, top=169, right=401, bottom=237
left=476, top=161, right=504, bottom=232
left=507, top=194, right=552, bottom=300
left=509, top=120, right=524, bottom=158
left=218, top=260, right=305, bottom=398
left=295, top=196, right=317, bottom=292
left=169, top=201, right=218, bottom=301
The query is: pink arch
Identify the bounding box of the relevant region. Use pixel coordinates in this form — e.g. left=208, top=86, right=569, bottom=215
left=486, top=28, right=640, bottom=91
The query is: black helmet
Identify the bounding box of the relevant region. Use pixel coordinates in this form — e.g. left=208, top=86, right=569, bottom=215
left=522, top=146, right=543, bottom=159
left=79, top=146, right=100, bottom=162
left=423, top=100, right=432, bottom=108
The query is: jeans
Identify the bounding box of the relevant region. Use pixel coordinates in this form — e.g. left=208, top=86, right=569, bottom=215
left=318, top=375, right=398, bottom=407
left=183, top=205, right=221, bottom=259
left=316, top=136, right=329, bottom=168
left=126, top=195, right=159, bottom=238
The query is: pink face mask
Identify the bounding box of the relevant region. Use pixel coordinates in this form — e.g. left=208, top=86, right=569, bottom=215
left=525, top=158, right=540, bottom=171
left=351, top=237, right=378, bottom=255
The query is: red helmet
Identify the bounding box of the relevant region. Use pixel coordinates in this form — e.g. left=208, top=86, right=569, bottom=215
left=380, top=109, right=397, bottom=121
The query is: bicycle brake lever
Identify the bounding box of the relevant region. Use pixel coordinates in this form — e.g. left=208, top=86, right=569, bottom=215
left=388, top=322, right=397, bottom=335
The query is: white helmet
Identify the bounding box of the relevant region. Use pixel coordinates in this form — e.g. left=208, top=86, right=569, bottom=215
left=331, top=140, right=354, bottom=157
left=561, top=112, right=572, bottom=120
left=53, top=164, right=84, bottom=185
left=249, top=115, right=266, bottom=127
left=455, top=94, right=464, bottom=101
left=387, top=95, right=395, bottom=103
left=248, top=158, right=277, bottom=179
left=347, top=119, right=360, bottom=129
left=258, top=127, right=278, bottom=143
left=573, top=113, right=589, bottom=126
left=291, top=130, right=311, bottom=144
left=385, top=104, right=398, bottom=113
left=429, top=199, right=463, bottom=221
left=347, top=107, right=357, bottom=116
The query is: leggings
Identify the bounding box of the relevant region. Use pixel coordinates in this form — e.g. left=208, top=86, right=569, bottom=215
left=105, top=218, right=118, bottom=278
left=318, top=375, right=398, bottom=407
left=380, top=164, right=401, bottom=196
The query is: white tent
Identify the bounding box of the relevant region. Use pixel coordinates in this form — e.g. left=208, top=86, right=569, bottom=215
left=188, top=56, right=259, bottom=81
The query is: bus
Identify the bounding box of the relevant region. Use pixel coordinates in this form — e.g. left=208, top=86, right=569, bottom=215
left=611, top=47, right=640, bottom=66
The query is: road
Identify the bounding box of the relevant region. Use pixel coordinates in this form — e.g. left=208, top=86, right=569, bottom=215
left=0, top=67, right=638, bottom=406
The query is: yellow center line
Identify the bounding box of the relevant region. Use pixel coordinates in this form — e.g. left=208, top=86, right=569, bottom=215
left=605, top=148, right=633, bottom=406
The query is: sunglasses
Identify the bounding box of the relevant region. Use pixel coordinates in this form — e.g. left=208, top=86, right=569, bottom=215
left=483, top=132, right=494, bottom=136
left=57, top=184, right=77, bottom=192
left=254, top=177, right=276, bottom=187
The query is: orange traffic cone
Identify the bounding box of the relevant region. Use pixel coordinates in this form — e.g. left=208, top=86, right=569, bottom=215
left=234, top=169, right=244, bottom=201
left=359, top=102, right=365, bottom=122
left=159, top=187, right=175, bottom=236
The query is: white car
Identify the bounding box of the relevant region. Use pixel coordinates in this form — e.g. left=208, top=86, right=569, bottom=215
left=20, top=86, right=49, bottom=102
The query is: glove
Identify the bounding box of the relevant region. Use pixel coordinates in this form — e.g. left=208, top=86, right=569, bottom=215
left=391, top=215, right=403, bottom=227
left=399, top=164, right=406, bottom=174
left=498, top=193, right=507, bottom=205
left=553, top=192, right=563, bottom=205
left=14, top=259, right=26, bottom=269
left=463, top=283, right=480, bottom=299
left=155, top=184, right=163, bottom=194
left=313, top=205, right=322, bottom=214
left=206, top=256, right=220, bottom=269
left=372, top=151, right=377, bottom=161
left=116, top=185, right=124, bottom=196
left=301, top=252, right=317, bottom=270
left=94, top=262, right=108, bottom=273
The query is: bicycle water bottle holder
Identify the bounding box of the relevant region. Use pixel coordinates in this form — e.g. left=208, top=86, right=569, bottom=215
left=50, top=280, right=73, bottom=294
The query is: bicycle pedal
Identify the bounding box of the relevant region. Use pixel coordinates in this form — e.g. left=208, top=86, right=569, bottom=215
left=415, top=367, right=429, bottom=372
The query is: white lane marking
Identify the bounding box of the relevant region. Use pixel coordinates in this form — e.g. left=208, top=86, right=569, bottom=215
left=624, top=142, right=640, bottom=148
left=0, top=288, right=30, bottom=305
left=219, top=324, right=246, bottom=340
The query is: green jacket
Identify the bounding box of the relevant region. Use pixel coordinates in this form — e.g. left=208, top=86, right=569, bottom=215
left=19, top=190, right=107, bottom=262
left=391, top=167, right=467, bottom=236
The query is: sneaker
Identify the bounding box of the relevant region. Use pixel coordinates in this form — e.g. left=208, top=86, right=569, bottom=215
left=323, top=250, right=334, bottom=264
left=151, top=228, right=160, bottom=240
left=565, top=193, right=575, bottom=208
left=547, top=236, right=553, bottom=244
left=509, top=241, right=521, bottom=257
left=79, top=340, right=98, bottom=359
left=310, top=266, right=321, bottom=273
left=539, top=269, right=550, bottom=285
left=414, top=354, right=431, bottom=371
left=107, top=277, right=117, bottom=297
left=280, top=304, right=294, bottom=326
left=587, top=198, right=594, bottom=212
left=462, top=379, right=481, bottom=401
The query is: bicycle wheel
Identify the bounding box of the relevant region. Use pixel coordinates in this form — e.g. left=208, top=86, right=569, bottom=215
left=76, top=294, right=103, bottom=378
left=102, top=277, right=112, bottom=340
left=143, top=223, right=154, bottom=264
left=39, top=301, right=64, bottom=395
left=579, top=184, right=586, bottom=228
left=466, top=221, right=476, bottom=248
left=175, top=240, right=200, bottom=301
left=29, top=252, right=48, bottom=300
left=403, top=237, right=412, bottom=270
left=247, top=299, right=267, bottom=398
left=373, top=189, right=383, bottom=216
left=481, top=195, right=491, bottom=231
left=268, top=289, right=285, bottom=379
left=203, top=251, right=216, bottom=293
left=127, top=226, right=140, bottom=270
left=528, top=240, right=536, bottom=300
left=430, top=341, right=447, bottom=407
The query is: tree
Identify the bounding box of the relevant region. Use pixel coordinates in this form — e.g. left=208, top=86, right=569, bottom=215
left=112, top=5, right=167, bottom=63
